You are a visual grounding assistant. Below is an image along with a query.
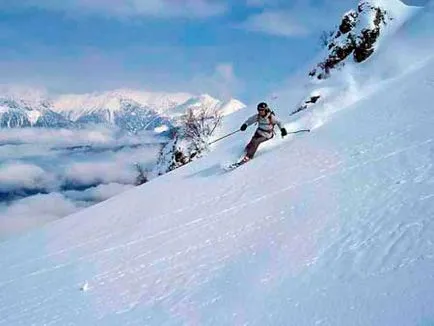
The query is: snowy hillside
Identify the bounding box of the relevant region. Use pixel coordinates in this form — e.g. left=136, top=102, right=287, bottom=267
left=0, top=0, right=433, bottom=325
left=0, top=89, right=246, bottom=133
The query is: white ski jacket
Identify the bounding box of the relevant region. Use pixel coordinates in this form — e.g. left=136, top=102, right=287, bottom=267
left=243, top=112, right=284, bottom=139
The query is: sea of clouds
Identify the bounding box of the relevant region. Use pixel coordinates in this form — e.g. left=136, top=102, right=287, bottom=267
left=0, top=126, right=165, bottom=241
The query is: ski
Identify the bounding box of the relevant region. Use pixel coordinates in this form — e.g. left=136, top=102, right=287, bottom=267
left=222, top=128, right=310, bottom=172
left=223, top=159, right=250, bottom=171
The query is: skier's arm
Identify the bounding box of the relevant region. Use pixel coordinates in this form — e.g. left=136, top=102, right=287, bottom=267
left=271, top=115, right=283, bottom=130
left=240, top=114, right=257, bottom=131
left=271, top=115, right=288, bottom=137
left=244, top=114, right=258, bottom=126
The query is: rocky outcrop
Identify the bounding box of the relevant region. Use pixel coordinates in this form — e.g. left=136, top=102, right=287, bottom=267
left=291, top=95, right=321, bottom=116
left=310, top=1, right=391, bottom=80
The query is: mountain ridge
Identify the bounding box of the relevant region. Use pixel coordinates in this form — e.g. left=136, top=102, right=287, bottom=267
left=0, top=89, right=246, bottom=133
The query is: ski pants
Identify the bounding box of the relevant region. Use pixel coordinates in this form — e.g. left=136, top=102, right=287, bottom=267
left=245, top=132, right=271, bottom=159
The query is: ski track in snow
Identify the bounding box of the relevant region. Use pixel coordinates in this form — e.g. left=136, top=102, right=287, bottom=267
left=1, top=134, right=432, bottom=287
left=1, top=126, right=434, bottom=324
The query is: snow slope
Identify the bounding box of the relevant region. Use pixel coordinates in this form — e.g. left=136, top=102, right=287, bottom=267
left=1, top=1, right=434, bottom=325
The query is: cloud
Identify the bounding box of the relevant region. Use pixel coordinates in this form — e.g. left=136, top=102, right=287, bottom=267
left=0, top=127, right=160, bottom=190
left=61, top=143, right=160, bottom=186
left=0, top=126, right=151, bottom=148
left=0, top=125, right=161, bottom=240
left=213, top=63, right=245, bottom=100
left=0, top=144, right=53, bottom=161
left=64, top=183, right=135, bottom=202
left=0, top=144, right=156, bottom=240
left=64, top=161, right=137, bottom=186
left=0, top=193, right=86, bottom=240
left=0, top=162, right=58, bottom=192
left=245, top=0, right=278, bottom=8
left=240, top=1, right=356, bottom=38
left=245, top=0, right=265, bottom=7
left=1, top=0, right=227, bottom=19
left=191, top=63, right=245, bottom=100
left=238, top=10, right=309, bottom=37
left=0, top=84, right=48, bottom=101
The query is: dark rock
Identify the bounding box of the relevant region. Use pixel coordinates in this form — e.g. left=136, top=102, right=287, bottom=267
left=306, top=95, right=321, bottom=104
left=339, top=11, right=358, bottom=34
left=290, top=95, right=322, bottom=116
left=309, top=2, right=388, bottom=79
left=354, top=28, right=379, bottom=62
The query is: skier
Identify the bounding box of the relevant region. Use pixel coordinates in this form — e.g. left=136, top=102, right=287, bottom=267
left=239, top=102, right=287, bottom=163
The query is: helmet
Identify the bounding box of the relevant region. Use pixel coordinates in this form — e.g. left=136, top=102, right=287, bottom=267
left=257, top=102, right=268, bottom=110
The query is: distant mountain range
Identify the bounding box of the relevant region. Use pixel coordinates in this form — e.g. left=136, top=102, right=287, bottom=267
left=0, top=89, right=245, bottom=133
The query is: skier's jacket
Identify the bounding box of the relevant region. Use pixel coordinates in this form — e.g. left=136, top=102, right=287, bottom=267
left=243, top=111, right=284, bottom=139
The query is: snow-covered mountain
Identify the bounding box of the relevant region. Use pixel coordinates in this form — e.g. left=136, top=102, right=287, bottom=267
left=0, top=97, right=72, bottom=129
left=166, top=94, right=245, bottom=118
left=53, top=89, right=194, bottom=120
left=0, top=89, right=246, bottom=133
left=1, top=0, right=433, bottom=325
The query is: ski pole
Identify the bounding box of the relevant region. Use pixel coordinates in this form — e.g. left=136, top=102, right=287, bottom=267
left=208, top=130, right=240, bottom=145
left=288, top=129, right=310, bottom=134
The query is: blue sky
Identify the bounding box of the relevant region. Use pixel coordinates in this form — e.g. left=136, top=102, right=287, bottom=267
left=0, top=0, right=356, bottom=104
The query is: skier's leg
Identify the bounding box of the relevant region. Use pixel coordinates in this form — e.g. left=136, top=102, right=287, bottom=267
left=245, top=134, right=268, bottom=159
left=244, top=137, right=255, bottom=157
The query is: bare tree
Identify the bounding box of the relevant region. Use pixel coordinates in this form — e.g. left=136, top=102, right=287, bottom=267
left=134, top=163, right=148, bottom=186
left=153, top=105, right=224, bottom=174
left=180, top=105, right=223, bottom=154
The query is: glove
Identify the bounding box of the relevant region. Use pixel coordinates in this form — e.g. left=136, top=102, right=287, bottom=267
left=281, top=128, right=287, bottom=137
left=240, top=124, right=247, bottom=131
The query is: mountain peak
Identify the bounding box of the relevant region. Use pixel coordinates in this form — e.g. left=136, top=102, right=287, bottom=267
left=0, top=88, right=246, bottom=132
